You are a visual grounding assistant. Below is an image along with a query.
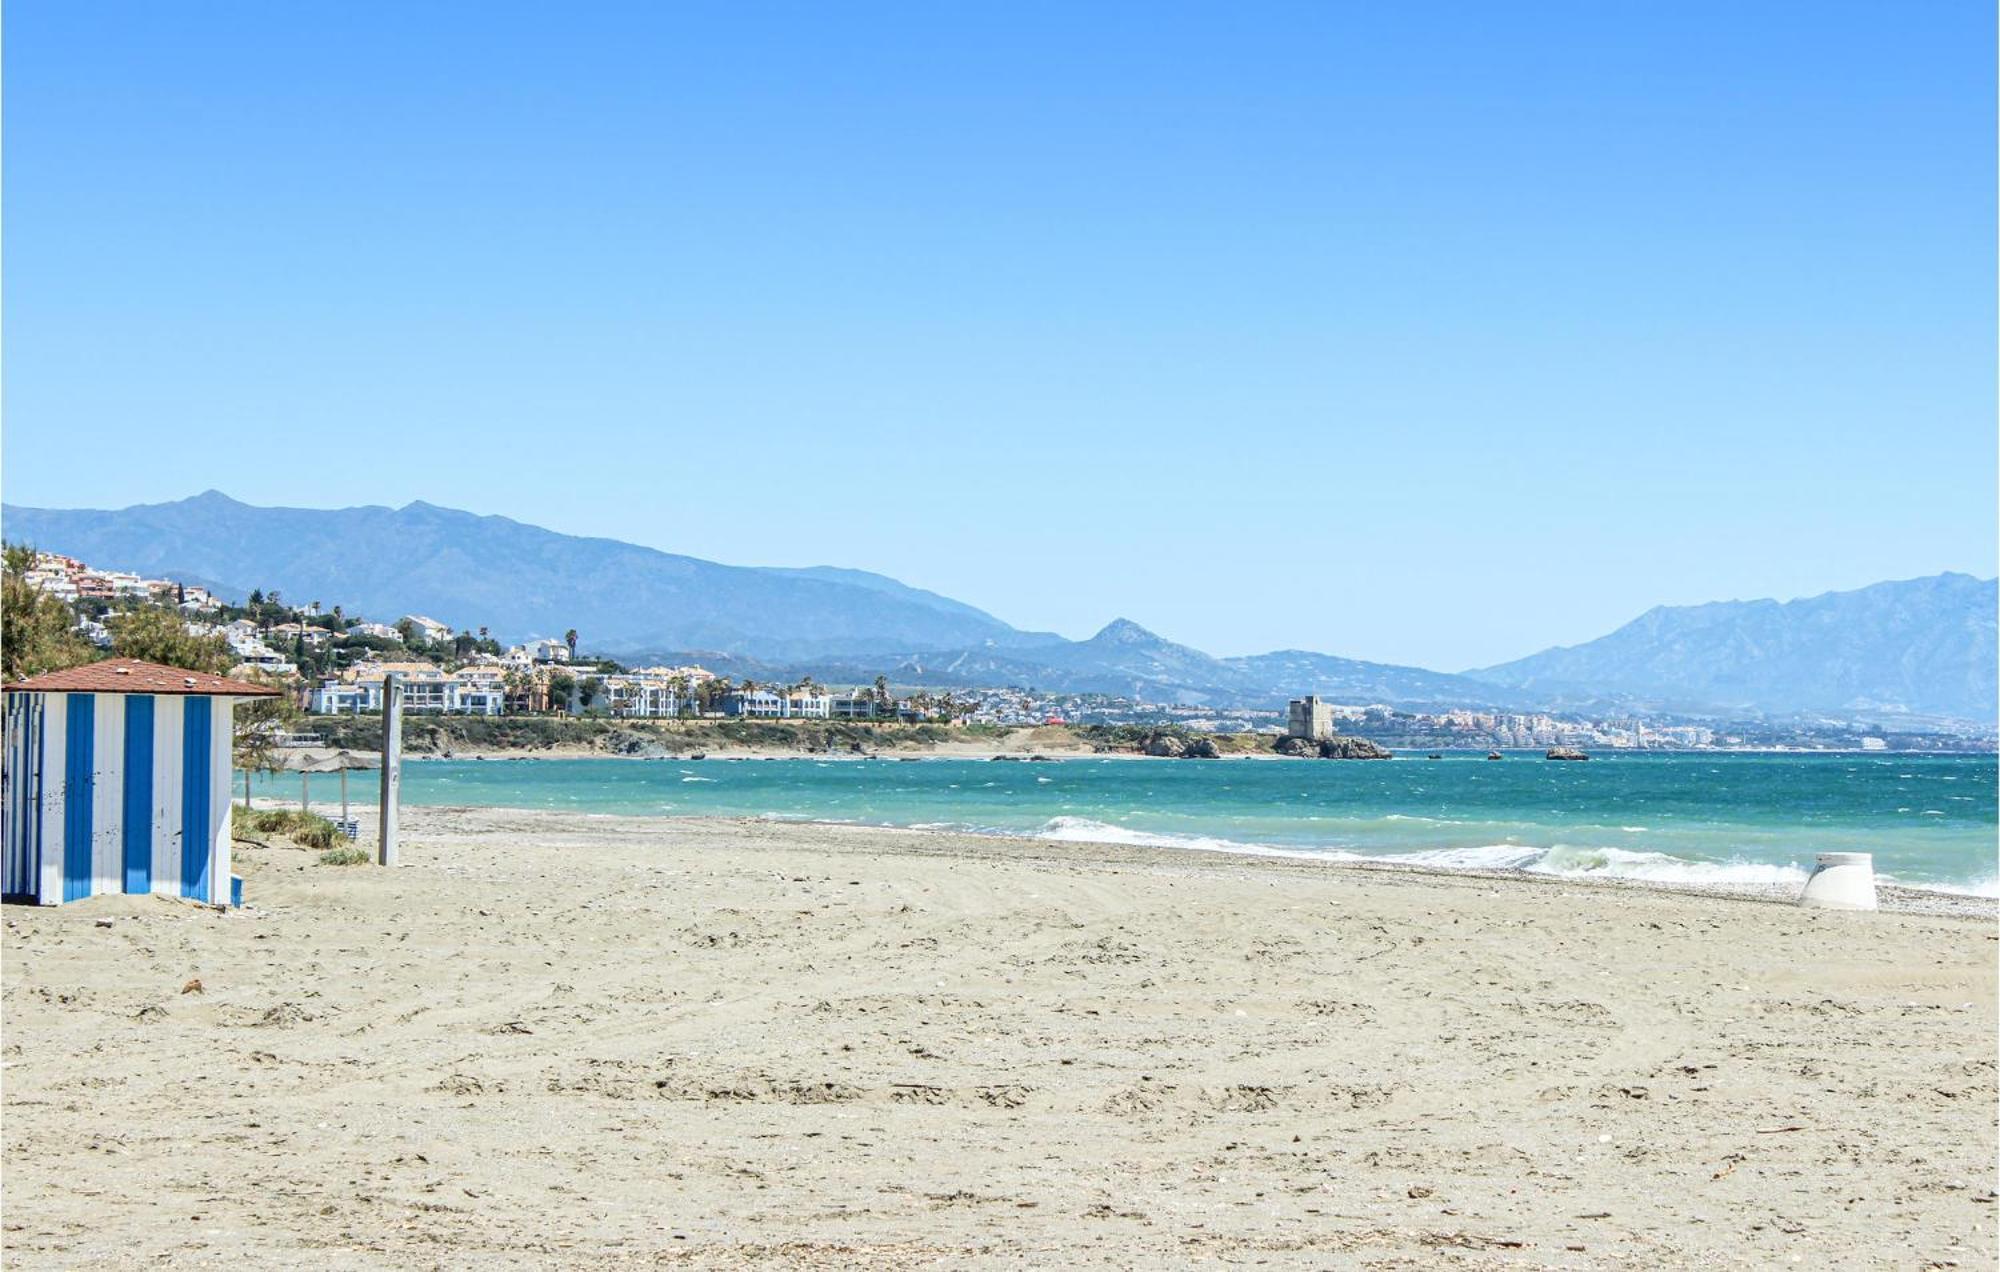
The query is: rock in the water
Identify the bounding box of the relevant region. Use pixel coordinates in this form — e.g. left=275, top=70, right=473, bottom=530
left=1275, top=734, right=1391, bottom=759
left=1143, top=733, right=1189, bottom=758
left=1546, top=747, right=1590, bottom=761
left=1319, top=736, right=1392, bottom=760
left=1182, top=738, right=1221, bottom=759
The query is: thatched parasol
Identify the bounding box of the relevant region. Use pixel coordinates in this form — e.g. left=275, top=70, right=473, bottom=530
left=273, top=748, right=381, bottom=820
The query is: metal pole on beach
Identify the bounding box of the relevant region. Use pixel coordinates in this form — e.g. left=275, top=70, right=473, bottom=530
left=379, top=674, right=403, bottom=866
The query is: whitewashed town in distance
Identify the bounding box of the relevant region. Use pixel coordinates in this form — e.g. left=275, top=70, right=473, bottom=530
left=15, top=550, right=1967, bottom=752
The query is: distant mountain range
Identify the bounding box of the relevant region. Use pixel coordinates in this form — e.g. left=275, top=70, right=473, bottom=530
left=5, top=492, right=1993, bottom=723
left=810, top=621, right=1533, bottom=712
left=1467, top=572, right=1997, bottom=723
left=2, top=491, right=1057, bottom=661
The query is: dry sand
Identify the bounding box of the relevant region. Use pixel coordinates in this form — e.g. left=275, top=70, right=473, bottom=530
left=4, top=807, right=1995, bottom=1268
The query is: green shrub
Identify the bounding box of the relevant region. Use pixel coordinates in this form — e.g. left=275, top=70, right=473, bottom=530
left=241, top=808, right=343, bottom=850
left=317, top=845, right=372, bottom=866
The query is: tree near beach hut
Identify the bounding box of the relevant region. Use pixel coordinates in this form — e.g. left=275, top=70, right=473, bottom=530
left=1, top=545, right=92, bottom=681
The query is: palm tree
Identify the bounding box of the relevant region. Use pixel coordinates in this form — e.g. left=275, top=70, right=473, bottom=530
left=564, top=628, right=579, bottom=660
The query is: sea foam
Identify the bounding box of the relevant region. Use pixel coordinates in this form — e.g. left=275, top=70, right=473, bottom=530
left=1034, top=816, right=1347, bottom=862
left=1032, top=818, right=1810, bottom=887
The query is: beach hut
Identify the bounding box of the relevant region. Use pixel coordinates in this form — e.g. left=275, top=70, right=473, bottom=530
left=2, top=659, right=279, bottom=906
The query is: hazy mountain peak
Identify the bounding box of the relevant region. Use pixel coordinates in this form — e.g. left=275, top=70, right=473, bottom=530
left=1469, top=573, right=1997, bottom=721
left=1090, top=618, right=1159, bottom=645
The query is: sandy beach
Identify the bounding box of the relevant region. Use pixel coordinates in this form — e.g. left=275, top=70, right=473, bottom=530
left=4, top=806, right=1994, bottom=1268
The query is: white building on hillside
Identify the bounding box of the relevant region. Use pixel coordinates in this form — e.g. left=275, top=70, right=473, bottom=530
left=525, top=638, right=571, bottom=663
left=785, top=691, right=832, bottom=719
left=401, top=615, right=455, bottom=643
left=310, top=681, right=374, bottom=714
left=600, top=676, right=685, bottom=718
left=719, top=689, right=840, bottom=719
left=308, top=664, right=504, bottom=715
left=829, top=694, right=882, bottom=720
left=722, top=690, right=785, bottom=718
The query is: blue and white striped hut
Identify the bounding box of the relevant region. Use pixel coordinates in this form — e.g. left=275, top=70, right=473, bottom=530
left=3, top=659, right=280, bottom=906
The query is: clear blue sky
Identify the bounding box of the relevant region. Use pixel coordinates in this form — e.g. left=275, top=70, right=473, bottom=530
left=5, top=2, right=1993, bottom=669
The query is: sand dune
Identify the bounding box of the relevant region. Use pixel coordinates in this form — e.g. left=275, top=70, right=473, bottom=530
left=4, top=807, right=1994, bottom=1267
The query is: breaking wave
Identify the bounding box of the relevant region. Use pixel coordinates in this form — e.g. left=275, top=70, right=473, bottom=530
left=1034, top=817, right=1348, bottom=862
left=1031, top=818, right=1810, bottom=888
left=1397, top=842, right=1809, bottom=886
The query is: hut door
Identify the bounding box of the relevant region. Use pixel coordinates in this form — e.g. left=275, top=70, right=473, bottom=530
left=180, top=697, right=212, bottom=902
left=122, top=696, right=154, bottom=894
left=62, top=694, right=94, bottom=902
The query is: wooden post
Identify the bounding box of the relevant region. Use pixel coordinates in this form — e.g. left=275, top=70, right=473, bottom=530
left=340, top=768, right=350, bottom=822
left=379, top=674, right=403, bottom=866
left=243, top=769, right=252, bottom=810
left=301, top=771, right=311, bottom=814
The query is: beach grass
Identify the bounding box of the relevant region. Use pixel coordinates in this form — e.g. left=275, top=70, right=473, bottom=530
left=240, top=807, right=343, bottom=850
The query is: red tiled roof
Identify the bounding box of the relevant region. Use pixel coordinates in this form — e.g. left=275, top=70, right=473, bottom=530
left=4, top=659, right=282, bottom=697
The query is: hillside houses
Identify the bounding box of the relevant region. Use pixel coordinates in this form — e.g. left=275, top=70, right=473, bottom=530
left=21, top=551, right=221, bottom=612
left=302, top=662, right=897, bottom=722
left=206, top=619, right=296, bottom=675
left=10, top=549, right=928, bottom=726
left=267, top=621, right=333, bottom=648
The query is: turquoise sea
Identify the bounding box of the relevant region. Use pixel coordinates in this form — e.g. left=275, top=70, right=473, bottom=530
left=258, top=751, right=1999, bottom=895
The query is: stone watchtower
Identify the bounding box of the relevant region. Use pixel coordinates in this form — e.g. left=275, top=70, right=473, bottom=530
left=1287, top=695, right=1335, bottom=741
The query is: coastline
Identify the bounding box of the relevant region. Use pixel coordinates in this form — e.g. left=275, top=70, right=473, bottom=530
left=315, top=717, right=1997, bottom=764
left=249, top=784, right=2000, bottom=918
left=361, top=806, right=2000, bottom=920
left=6, top=804, right=1993, bottom=1268
left=396, top=741, right=1998, bottom=762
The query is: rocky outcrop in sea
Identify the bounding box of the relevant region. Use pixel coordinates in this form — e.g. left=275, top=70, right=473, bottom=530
left=1141, top=732, right=1222, bottom=759
left=1275, top=735, right=1392, bottom=760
